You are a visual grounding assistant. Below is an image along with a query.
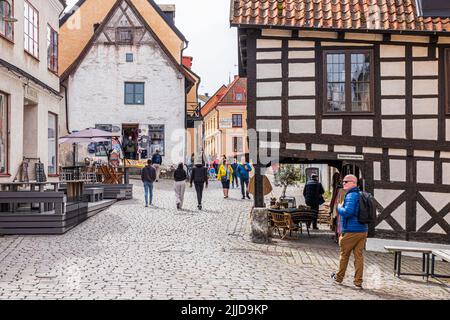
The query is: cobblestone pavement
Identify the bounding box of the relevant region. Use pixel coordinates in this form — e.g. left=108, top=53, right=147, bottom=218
left=0, top=179, right=449, bottom=300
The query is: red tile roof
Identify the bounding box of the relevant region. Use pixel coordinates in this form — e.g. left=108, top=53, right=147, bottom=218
left=230, top=0, right=450, bottom=32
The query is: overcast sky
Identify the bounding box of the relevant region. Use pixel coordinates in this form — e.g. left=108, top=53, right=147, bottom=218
left=66, top=0, right=239, bottom=96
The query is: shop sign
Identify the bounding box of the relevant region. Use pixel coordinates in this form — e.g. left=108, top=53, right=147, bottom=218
left=125, top=159, right=147, bottom=168
left=219, top=118, right=232, bottom=129
left=24, top=85, right=39, bottom=104
left=337, top=154, right=365, bottom=161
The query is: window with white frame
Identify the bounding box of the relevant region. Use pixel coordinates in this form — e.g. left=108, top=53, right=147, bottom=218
left=0, top=0, right=14, bottom=41
left=48, top=113, right=57, bottom=174
left=47, top=25, right=58, bottom=73
left=24, top=0, right=39, bottom=58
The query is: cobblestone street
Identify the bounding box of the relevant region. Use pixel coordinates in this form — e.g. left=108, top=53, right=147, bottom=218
left=0, top=179, right=449, bottom=300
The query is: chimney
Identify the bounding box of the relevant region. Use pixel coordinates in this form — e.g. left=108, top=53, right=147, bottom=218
left=159, top=4, right=176, bottom=25
left=93, top=23, right=101, bottom=32
left=182, top=56, right=193, bottom=69
left=205, top=93, right=209, bottom=97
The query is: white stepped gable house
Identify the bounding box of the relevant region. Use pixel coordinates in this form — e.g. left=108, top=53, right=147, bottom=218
left=60, top=0, right=195, bottom=166
left=0, top=0, right=65, bottom=181
left=231, top=0, right=450, bottom=243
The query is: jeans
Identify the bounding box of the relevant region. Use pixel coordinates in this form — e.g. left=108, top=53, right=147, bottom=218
left=144, top=181, right=154, bottom=205
left=232, top=174, right=239, bottom=188
left=194, top=182, right=204, bottom=205
left=240, top=178, right=249, bottom=198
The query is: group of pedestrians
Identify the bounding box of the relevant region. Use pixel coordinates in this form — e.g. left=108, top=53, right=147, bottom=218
left=141, top=155, right=253, bottom=210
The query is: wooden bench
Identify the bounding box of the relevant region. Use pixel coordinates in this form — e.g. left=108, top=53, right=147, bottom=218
left=0, top=192, right=66, bottom=214
left=83, top=188, right=104, bottom=203
left=384, top=246, right=433, bottom=279
left=430, top=249, right=450, bottom=287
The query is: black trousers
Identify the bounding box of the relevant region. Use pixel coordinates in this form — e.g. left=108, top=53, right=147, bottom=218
left=194, top=182, right=204, bottom=205
left=232, top=174, right=239, bottom=188
left=240, top=178, right=249, bottom=198
left=309, top=204, right=319, bottom=228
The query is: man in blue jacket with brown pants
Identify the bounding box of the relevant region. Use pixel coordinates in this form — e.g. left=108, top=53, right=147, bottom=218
left=331, top=174, right=368, bottom=289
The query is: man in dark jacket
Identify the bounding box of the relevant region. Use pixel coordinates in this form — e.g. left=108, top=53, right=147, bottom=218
left=303, top=174, right=325, bottom=229
left=190, top=159, right=208, bottom=210
left=141, top=159, right=157, bottom=207
left=151, top=150, right=162, bottom=182
left=331, top=174, right=368, bottom=289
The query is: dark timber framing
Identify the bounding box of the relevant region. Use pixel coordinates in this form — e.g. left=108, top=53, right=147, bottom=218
left=237, top=26, right=450, bottom=243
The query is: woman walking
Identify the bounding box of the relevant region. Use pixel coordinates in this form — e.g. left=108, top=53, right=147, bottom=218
left=173, top=163, right=187, bottom=210
left=217, top=159, right=233, bottom=199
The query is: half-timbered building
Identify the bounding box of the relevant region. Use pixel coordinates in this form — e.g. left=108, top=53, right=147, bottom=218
left=231, top=0, right=450, bottom=243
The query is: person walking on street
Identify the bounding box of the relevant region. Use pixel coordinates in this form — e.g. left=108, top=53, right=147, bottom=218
left=331, top=174, right=368, bottom=289
left=151, top=150, right=162, bottom=182
left=217, top=159, right=233, bottom=199
left=174, top=163, right=187, bottom=210
left=303, top=174, right=325, bottom=229
left=190, top=158, right=208, bottom=210
left=186, top=153, right=194, bottom=179
left=231, top=158, right=239, bottom=189
left=236, top=157, right=252, bottom=200
left=141, top=159, right=156, bottom=207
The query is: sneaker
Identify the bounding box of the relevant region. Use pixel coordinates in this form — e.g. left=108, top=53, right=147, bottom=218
left=242, top=197, right=245, bottom=200
left=198, top=204, right=202, bottom=210
left=354, top=284, right=363, bottom=290
left=176, top=203, right=180, bottom=210
left=330, top=273, right=342, bottom=285
left=145, top=204, right=148, bottom=208
left=246, top=195, right=251, bottom=199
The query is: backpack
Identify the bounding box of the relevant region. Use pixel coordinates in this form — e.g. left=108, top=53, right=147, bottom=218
left=358, top=191, right=374, bottom=224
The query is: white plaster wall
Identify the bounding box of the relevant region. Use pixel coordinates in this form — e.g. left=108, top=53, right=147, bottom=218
left=334, top=145, right=356, bottom=153
left=261, top=29, right=292, bottom=37
left=289, top=120, right=315, bottom=134
left=311, top=144, right=328, bottom=151
left=257, top=82, right=282, bottom=97
left=373, top=161, right=381, bottom=181
left=390, top=159, right=406, bottom=182
left=322, top=119, right=342, bottom=135
left=256, top=120, right=282, bottom=132
left=413, top=79, right=439, bottom=95
left=68, top=43, right=186, bottom=165
left=412, top=46, right=428, bottom=57
left=288, top=99, right=315, bottom=116
left=257, top=64, right=282, bottom=79
left=257, top=52, right=282, bottom=60
left=381, top=99, right=405, bottom=115
left=382, top=120, right=406, bottom=139
left=381, top=62, right=405, bottom=77
left=289, top=81, right=315, bottom=96
left=256, top=100, right=282, bottom=117
left=286, top=143, right=306, bottom=150
left=257, top=39, right=282, bottom=49
left=443, top=163, right=450, bottom=185
left=413, top=98, right=438, bottom=115
left=380, top=45, right=405, bottom=58
left=381, top=80, right=405, bottom=96
left=413, top=61, right=438, bottom=76
left=288, top=51, right=315, bottom=59
left=416, top=161, right=434, bottom=184
left=363, top=147, right=382, bottom=154
left=391, top=203, right=406, bottom=230
left=289, top=63, right=315, bottom=77
left=446, top=119, right=450, bottom=141
left=389, top=149, right=407, bottom=156
left=414, top=150, right=434, bottom=158
left=352, top=119, right=373, bottom=137
left=288, top=41, right=315, bottom=48
left=413, top=119, right=438, bottom=140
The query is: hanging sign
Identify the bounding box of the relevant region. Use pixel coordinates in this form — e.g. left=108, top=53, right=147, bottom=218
left=337, top=154, right=365, bottom=161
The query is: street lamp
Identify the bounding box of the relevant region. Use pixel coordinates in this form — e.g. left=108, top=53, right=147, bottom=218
left=0, top=0, right=18, bottom=23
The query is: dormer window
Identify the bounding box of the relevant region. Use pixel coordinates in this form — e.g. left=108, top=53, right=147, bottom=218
left=417, top=0, right=450, bottom=17
left=116, top=27, right=133, bottom=44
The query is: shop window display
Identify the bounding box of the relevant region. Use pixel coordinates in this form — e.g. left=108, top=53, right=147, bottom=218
left=148, top=125, right=164, bottom=156
left=48, top=113, right=57, bottom=174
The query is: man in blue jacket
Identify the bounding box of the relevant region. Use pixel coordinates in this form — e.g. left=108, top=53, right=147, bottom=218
left=236, top=157, right=252, bottom=200
left=331, top=174, right=368, bottom=289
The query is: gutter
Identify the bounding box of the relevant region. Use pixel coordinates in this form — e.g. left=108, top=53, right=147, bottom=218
left=60, top=82, right=70, bottom=133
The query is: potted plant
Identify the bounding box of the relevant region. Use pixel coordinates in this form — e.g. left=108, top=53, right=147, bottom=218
left=274, top=164, right=302, bottom=198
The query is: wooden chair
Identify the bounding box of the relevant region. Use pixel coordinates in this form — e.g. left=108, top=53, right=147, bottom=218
left=99, top=165, right=123, bottom=184
left=271, top=212, right=300, bottom=240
